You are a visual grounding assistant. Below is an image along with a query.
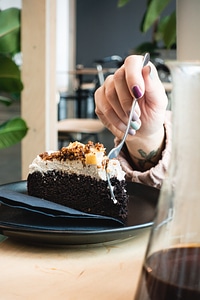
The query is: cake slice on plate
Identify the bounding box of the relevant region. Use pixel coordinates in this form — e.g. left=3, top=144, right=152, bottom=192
left=27, top=141, right=128, bottom=221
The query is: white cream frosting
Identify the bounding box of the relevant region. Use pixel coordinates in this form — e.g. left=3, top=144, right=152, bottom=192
left=29, top=143, right=125, bottom=182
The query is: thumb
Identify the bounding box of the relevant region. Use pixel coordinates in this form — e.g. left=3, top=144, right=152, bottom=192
left=142, top=63, right=168, bottom=110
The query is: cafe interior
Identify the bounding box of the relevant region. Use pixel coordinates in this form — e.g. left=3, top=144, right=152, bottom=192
left=1, top=0, right=200, bottom=299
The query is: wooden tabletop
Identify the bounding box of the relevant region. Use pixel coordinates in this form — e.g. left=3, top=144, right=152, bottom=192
left=0, top=228, right=150, bottom=299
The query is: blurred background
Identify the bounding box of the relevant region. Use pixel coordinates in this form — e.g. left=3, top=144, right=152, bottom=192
left=0, top=0, right=175, bottom=184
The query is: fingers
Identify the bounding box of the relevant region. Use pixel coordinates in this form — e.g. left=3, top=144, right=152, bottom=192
left=95, top=56, right=146, bottom=138
left=142, top=62, right=168, bottom=110
left=123, top=55, right=147, bottom=97
left=112, top=66, right=134, bottom=117
left=94, top=54, right=168, bottom=140
left=123, top=56, right=168, bottom=113
left=95, top=79, right=133, bottom=137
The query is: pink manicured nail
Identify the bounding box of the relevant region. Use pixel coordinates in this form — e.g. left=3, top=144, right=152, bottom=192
left=132, top=111, right=139, bottom=121
left=132, top=85, right=142, bottom=98
left=128, top=128, right=136, bottom=136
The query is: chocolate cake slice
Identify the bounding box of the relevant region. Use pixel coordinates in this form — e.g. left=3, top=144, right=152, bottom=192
left=27, top=141, right=128, bottom=221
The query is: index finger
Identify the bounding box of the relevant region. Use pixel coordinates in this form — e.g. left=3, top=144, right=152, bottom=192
left=124, top=54, right=149, bottom=98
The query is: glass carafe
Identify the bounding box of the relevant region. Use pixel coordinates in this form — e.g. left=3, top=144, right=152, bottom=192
left=134, top=61, right=200, bottom=300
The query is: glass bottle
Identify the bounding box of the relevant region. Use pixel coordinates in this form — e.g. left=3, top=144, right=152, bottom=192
left=134, top=61, right=200, bottom=300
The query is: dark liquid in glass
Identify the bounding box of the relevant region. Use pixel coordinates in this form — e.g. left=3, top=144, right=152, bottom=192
left=135, top=246, right=200, bottom=300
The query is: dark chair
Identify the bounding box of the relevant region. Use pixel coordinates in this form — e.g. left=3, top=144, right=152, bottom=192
left=57, top=56, right=123, bottom=147
left=94, top=55, right=124, bottom=85
left=58, top=72, right=98, bottom=119
left=57, top=68, right=105, bottom=148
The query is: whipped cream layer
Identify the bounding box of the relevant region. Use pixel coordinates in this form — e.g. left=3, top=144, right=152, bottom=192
left=29, top=141, right=125, bottom=181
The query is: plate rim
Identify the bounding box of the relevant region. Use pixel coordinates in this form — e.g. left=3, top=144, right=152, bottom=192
left=0, top=180, right=159, bottom=245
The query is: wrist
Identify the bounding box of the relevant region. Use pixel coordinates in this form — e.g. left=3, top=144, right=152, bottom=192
left=126, top=126, right=165, bottom=171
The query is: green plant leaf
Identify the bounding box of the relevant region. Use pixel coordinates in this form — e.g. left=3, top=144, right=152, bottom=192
left=134, top=41, right=158, bottom=55
left=0, top=55, right=23, bottom=93
left=0, top=94, right=13, bottom=105
left=141, top=0, right=172, bottom=33
left=155, top=12, right=176, bottom=48
left=0, top=8, right=26, bottom=150
left=162, top=11, right=176, bottom=48
left=0, top=92, right=20, bottom=106
left=0, top=117, right=28, bottom=149
left=117, top=0, right=131, bottom=8
left=0, top=8, right=20, bottom=54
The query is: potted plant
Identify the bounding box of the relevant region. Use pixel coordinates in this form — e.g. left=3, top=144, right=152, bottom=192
left=118, top=0, right=176, bottom=56
left=0, top=7, right=28, bottom=150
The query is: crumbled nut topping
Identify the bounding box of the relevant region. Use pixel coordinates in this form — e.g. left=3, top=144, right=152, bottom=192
left=39, top=141, right=106, bottom=162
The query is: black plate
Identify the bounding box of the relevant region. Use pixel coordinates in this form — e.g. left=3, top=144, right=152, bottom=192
left=0, top=181, right=159, bottom=245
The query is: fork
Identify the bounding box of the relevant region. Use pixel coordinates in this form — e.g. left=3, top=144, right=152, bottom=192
left=106, top=53, right=150, bottom=202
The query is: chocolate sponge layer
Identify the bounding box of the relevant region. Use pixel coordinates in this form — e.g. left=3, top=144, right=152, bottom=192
left=27, top=171, right=128, bottom=220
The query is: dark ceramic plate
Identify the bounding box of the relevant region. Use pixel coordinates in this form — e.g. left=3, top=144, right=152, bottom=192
left=0, top=181, right=159, bottom=245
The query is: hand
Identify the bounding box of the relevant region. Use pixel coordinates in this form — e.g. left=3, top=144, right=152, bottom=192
left=94, top=55, right=168, bottom=170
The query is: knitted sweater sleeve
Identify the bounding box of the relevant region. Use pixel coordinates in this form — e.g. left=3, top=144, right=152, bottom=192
left=115, top=111, right=172, bottom=189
